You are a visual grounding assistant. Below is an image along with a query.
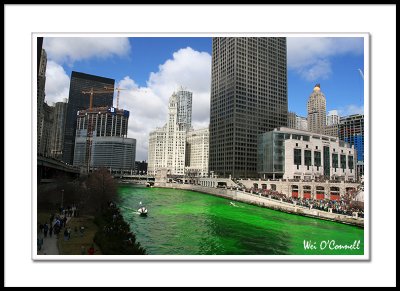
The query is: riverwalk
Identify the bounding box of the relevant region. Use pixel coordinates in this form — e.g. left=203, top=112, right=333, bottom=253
left=155, top=183, right=364, bottom=227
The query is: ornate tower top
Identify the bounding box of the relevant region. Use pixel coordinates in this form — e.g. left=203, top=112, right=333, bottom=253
left=313, top=84, right=321, bottom=91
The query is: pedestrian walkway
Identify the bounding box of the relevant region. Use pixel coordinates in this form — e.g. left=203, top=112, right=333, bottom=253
left=37, top=215, right=72, bottom=256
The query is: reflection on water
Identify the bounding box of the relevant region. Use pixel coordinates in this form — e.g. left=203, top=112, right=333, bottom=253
left=118, top=185, right=364, bottom=255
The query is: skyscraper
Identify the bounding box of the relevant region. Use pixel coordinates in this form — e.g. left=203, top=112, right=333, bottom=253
left=49, top=99, right=68, bottom=160
left=62, top=71, right=114, bottom=164
left=73, top=106, right=135, bottom=173
left=339, top=114, right=364, bottom=178
left=307, top=84, right=326, bottom=134
left=209, top=37, right=288, bottom=178
left=37, top=48, right=47, bottom=153
left=147, top=89, right=193, bottom=176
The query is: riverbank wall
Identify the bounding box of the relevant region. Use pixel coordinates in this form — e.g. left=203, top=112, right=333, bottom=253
left=156, top=183, right=364, bottom=228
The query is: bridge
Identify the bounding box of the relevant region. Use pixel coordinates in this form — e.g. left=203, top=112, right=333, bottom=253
left=37, top=155, right=80, bottom=183
left=112, top=174, right=155, bottom=185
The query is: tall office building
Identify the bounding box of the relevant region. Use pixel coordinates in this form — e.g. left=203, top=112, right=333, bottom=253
left=62, top=71, right=114, bottom=164
left=49, top=99, right=68, bottom=160
left=287, top=112, right=297, bottom=129
left=37, top=48, right=47, bottom=153
left=147, top=89, right=192, bottom=176
left=307, top=84, right=326, bottom=134
left=38, top=102, right=54, bottom=157
left=73, top=106, right=135, bottom=173
left=209, top=37, right=288, bottom=178
left=339, top=114, right=364, bottom=178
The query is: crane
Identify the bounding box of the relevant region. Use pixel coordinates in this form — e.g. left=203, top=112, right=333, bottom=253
left=81, top=88, right=114, bottom=173
left=104, top=86, right=126, bottom=109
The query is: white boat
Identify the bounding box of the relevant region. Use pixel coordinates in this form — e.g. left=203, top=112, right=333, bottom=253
left=138, top=206, right=148, bottom=216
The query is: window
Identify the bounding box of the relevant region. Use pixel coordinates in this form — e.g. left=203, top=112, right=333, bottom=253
left=348, top=155, right=354, bottom=169
left=332, top=153, right=338, bottom=168
left=304, top=150, right=312, bottom=170
left=294, top=148, right=302, bottom=165
left=340, top=154, right=346, bottom=169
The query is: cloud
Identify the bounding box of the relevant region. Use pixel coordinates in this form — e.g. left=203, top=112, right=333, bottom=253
left=44, top=61, right=70, bottom=105
left=43, top=37, right=131, bottom=65
left=287, top=37, right=363, bottom=81
left=338, top=104, right=364, bottom=117
left=117, top=47, right=212, bottom=160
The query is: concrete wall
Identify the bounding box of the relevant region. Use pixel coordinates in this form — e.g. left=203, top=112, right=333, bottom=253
left=156, top=183, right=364, bottom=228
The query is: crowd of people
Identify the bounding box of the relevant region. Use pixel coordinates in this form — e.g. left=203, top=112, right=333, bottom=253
left=247, top=188, right=364, bottom=218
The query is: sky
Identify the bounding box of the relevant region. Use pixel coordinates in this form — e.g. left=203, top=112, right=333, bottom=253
left=43, top=37, right=364, bottom=161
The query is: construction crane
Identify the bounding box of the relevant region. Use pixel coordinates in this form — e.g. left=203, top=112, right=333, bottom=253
left=104, top=86, right=126, bottom=109
left=81, top=88, right=114, bottom=173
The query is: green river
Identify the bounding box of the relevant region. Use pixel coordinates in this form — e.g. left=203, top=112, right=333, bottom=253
left=118, top=185, right=364, bottom=255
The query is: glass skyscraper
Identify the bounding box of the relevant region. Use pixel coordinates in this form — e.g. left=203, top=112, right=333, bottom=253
left=62, top=71, right=114, bottom=164
left=209, top=37, right=288, bottom=178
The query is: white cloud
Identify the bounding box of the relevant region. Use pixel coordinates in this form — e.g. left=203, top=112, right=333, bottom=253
left=338, top=104, right=364, bottom=117
left=117, top=47, right=212, bottom=160
left=43, top=37, right=131, bottom=65
left=287, top=37, right=363, bottom=81
left=44, top=61, right=70, bottom=105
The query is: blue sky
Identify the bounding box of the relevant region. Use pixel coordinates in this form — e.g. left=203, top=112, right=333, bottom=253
left=43, top=36, right=365, bottom=160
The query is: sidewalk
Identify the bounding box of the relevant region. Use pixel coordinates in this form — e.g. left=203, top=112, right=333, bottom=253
left=37, top=215, right=72, bottom=256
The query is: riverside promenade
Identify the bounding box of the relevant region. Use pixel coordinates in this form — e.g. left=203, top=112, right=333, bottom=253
left=155, top=183, right=364, bottom=228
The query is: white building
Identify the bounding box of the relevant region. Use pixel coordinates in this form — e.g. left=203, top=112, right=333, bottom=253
left=185, top=128, right=209, bottom=177
left=258, top=127, right=357, bottom=181
left=296, top=115, right=308, bottom=131
left=147, top=89, right=192, bottom=177
left=326, top=110, right=340, bottom=126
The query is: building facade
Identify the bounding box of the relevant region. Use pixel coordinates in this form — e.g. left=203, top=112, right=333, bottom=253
left=287, top=112, right=296, bottom=129
left=326, top=110, right=339, bottom=126
left=209, top=37, right=288, bottom=178
left=307, top=84, right=326, bottom=134
left=63, top=71, right=114, bottom=165
left=258, top=127, right=357, bottom=181
left=185, top=128, right=209, bottom=178
left=296, top=115, right=308, bottom=131
left=147, top=89, right=192, bottom=177
left=73, top=106, right=132, bottom=171
left=324, top=124, right=339, bottom=137
left=49, top=100, right=68, bottom=160
left=73, top=135, right=136, bottom=173
left=37, top=48, right=47, bottom=154
left=339, top=114, right=364, bottom=178
left=38, top=102, right=54, bottom=157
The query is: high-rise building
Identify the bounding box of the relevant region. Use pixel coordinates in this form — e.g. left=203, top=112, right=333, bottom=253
left=288, top=112, right=297, bottom=129
left=62, top=71, right=114, bottom=164
left=147, top=89, right=192, bottom=177
left=339, top=114, right=364, bottom=178
left=38, top=102, right=54, bottom=157
left=209, top=37, right=288, bottom=178
left=73, top=106, right=135, bottom=173
left=326, top=110, right=339, bottom=126
left=185, top=128, right=209, bottom=178
left=175, top=88, right=193, bottom=132
left=324, top=124, right=339, bottom=137
left=288, top=111, right=308, bottom=131
left=37, top=48, right=47, bottom=153
left=296, top=115, right=308, bottom=131
left=307, top=84, right=326, bottom=134
left=49, top=99, right=68, bottom=160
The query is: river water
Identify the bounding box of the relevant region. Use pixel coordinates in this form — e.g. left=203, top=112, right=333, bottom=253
left=118, top=185, right=364, bottom=255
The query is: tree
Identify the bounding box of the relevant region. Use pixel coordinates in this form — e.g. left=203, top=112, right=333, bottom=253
left=84, top=168, right=117, bottom=214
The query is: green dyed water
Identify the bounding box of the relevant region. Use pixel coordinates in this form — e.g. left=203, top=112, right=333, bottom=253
left=118, top=185, right=364, bottom=255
